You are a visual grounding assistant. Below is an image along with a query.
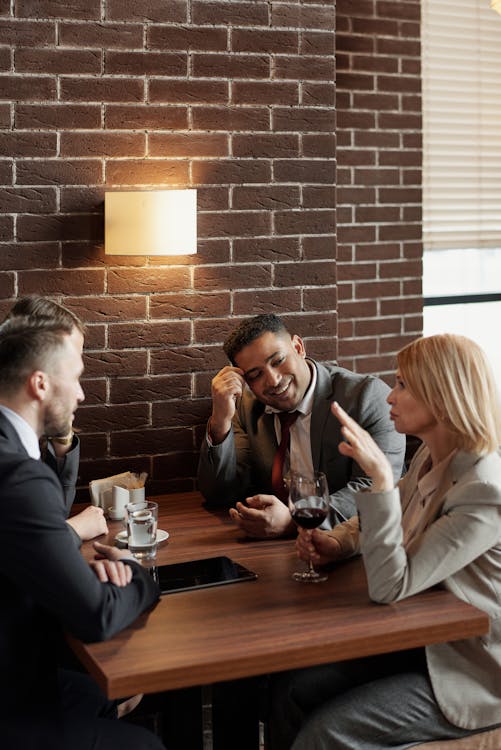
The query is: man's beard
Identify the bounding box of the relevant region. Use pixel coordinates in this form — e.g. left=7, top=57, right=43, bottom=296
left=44, top=405, right=72, bottom=438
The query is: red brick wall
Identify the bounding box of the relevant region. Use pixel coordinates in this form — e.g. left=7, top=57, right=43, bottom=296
left=336, top=0, right=423, bottom=378
left=0, top=0, right=422, bottom=497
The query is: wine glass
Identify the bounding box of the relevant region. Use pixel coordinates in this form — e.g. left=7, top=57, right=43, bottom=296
left=288, top=471, right=329, bottom=583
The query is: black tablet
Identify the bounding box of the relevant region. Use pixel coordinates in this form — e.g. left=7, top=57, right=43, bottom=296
left=150, top=555, right=258, bottom=595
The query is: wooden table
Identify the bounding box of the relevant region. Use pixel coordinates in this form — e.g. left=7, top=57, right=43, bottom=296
left=69, top=492, right=489, bottom=700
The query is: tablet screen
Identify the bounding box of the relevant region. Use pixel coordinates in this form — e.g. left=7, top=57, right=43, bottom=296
left=150, top=555, right=258, bottom=595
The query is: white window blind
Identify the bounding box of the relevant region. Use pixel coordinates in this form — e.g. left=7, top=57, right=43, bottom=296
left=422, top=0, right=501, bottom=251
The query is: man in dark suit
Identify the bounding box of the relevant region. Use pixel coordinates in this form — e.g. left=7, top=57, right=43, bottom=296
left=0, top=314, right=164, bottom=750
left=198, top=313, right=405, bottom=539
left=5, top=295, right=108, bottom=542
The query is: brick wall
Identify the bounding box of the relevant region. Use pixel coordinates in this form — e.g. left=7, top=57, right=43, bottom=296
left=0, top=0, right=422, bottom=498
left=336, top=0, right=423, bottom=378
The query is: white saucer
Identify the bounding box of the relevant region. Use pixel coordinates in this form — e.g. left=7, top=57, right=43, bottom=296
left=115, top=529, right=169, bottom=547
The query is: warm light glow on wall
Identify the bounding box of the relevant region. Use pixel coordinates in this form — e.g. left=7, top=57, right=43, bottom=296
left=105, top=189, right=197, bottom=255
left=492, top=0, right=501, bottom=14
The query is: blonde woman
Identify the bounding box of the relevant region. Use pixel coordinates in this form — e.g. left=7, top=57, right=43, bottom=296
left=269, top=334, right=501, bottom=750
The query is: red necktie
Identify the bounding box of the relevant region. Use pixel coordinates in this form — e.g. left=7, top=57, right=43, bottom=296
left=271, top=411, right=299, bottom=503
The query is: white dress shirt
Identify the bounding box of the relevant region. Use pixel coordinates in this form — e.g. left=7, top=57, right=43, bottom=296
left=266, top=361, right=317, bottom=479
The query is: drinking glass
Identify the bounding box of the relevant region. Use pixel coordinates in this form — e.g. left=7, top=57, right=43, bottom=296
left=288, top=472, right=329, bottom=583
left=126, top=500, right=158, bottom=561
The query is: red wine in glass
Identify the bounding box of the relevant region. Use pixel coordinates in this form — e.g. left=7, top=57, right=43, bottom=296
left=288, top=472, right=329, bottom=583
left=291, top=506, right=327, bottom=530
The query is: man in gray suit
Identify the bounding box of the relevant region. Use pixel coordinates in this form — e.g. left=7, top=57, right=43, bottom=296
left=198, top=313, right=405, bottom=540
left=198, top=314, right=406, bottom=750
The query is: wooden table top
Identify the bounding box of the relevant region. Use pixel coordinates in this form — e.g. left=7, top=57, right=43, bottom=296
left=69, top=492, right=490, bottom=699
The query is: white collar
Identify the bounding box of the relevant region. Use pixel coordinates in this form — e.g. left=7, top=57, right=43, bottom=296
left=0, top=405, right=41, bottom=459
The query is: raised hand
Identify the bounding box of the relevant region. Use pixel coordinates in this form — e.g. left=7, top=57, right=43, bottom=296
left=331, top=401, right=394, bottom=492
left=209, top=365, right=246, bottom=444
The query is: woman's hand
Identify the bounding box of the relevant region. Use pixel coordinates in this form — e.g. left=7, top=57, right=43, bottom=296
left=296, top=528, right=343, bottom=567
left=331, top=401, right=394, bottom=492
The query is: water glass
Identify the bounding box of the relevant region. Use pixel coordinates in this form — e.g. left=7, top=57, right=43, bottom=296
left=126, top=500, right=158, bottom=560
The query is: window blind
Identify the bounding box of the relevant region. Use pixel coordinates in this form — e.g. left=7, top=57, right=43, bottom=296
left=422, top=0, right=501, bottom=250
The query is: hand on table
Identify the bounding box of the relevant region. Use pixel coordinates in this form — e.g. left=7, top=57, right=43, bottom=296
left=89, top=541, right=134, bottom=586
left=229, top=494, right=296, bottom=539
left=209, top=365, right=245, bottom=444
left=296, top=528, right=343, bottom=567
left=67, top=505, right=108, bottom=541
left=332, top=401, right=394, bottom=493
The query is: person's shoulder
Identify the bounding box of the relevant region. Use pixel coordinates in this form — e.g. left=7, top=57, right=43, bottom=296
left=0, top=442, right=61, bottom=490
left=440, top=450, right=501, bottom=512
left=314, top=360, right=390, bottom=394
left=0, top=453, right=67, bottom=529
left=456, top=450, right=501, bottom=487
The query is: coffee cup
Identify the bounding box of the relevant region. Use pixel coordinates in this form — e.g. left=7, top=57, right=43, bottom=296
left=108, top=485, right=130, bottom=520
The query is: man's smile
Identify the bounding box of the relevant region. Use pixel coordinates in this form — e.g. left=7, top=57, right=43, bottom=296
left=267, top=377, right=293, bottom=397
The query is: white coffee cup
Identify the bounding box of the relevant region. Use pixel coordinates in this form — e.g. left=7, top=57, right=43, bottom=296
left=108, top=485, right=130, bottom=520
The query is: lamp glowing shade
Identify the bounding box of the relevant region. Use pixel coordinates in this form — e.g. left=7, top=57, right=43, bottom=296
left=105, top=190, right=197, bottom=255
left=492, top=0, right=501, bottom=14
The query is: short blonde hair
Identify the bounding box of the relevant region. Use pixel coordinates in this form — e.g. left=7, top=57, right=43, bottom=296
left=397, top=334, right=501, bottom=455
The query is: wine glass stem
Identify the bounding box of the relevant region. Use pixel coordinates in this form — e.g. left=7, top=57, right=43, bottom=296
left=308, top=558, right=315, bottom=575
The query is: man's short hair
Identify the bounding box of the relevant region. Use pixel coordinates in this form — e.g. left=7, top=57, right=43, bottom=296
left=223, top=314, right=291, bottom=364
left=0, top=316, right=72, bottom=396
left=6, top=296, right=84, bottom=336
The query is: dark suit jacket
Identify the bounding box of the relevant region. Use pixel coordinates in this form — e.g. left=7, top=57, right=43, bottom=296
left=197, top=360, right=406, bottom=525
left=0, top=412, right=159, bottom=747
left=44, top=434, right=80, bottom=512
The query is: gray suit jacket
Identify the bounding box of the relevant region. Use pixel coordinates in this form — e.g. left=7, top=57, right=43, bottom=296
left=198, top=360, right=405, bottom=526
left=357, top=444, right=501, bottom=730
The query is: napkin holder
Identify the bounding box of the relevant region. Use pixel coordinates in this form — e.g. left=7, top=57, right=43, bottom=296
left=89, top=471, right=148, bottom=519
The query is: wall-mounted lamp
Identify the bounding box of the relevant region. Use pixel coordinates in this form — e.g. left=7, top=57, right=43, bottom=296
left=105, top=189, right=197, bottom=255
left=492, top=0, right=501, bottom=14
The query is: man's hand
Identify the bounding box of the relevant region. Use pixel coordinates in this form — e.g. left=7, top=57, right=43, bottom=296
left=229, top=494, right=296, bottom=539
left=67, top=505, right=108, bottom=541
left=89, top=541, right=134, bottom=586
left=209, top=365, right=246, bottom=444
left=296, top=528, right=343, bottom=567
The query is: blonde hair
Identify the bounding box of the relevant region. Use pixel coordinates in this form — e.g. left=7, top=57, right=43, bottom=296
left=397, top=334, right=501, bottom=455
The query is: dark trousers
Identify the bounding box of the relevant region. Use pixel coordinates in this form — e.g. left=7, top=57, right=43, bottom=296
left=1, top=668, right=166, bottom=750
left=133, top=687, right=204, bottom=750
left=212, top=676, right=264, bottom=750
left=59, top=669, right=166, bottom=750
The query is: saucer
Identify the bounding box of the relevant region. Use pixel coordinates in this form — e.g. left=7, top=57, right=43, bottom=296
left=115, top=529, right=169, bottom=547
